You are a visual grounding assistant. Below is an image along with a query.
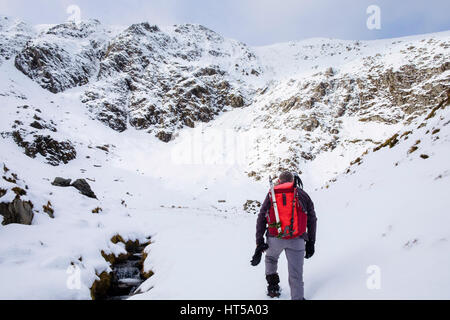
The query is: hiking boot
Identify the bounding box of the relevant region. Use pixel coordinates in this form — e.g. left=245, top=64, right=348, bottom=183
left=266, top=273, right=281, bottom=298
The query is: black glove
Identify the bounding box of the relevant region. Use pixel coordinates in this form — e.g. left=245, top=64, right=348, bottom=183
left=250, top=243, right=269, bottom=266
left=305, top=241, right=315, bottom=259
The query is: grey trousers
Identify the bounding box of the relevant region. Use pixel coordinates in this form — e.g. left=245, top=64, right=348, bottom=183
left=265, top=236, right=305, bottom=300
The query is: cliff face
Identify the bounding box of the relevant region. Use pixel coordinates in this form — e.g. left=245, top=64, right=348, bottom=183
left=10, top=19, right=262, bottom=141
left=14, top=20, right=109, bottom=94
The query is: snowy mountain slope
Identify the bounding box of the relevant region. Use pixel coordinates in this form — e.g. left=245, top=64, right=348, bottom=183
left=14, top=20, right=114, bottom=94
left=0, top=17, right=449, bottom=300
left=0, top=55, right=265, bottom=299
left=128, top=88, right=450, bottom=301
left=10, top=18, right=263, bottom=140
left=243, top=32, right=450, bottom=183
left=0, top=16, right=34, bottom=66
left=306, top=92, right=450, bottom=299
left=81, top=22, right=263, bottom=138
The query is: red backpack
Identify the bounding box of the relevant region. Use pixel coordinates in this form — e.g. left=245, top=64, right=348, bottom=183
left=267, top=182, right=308, bottom=239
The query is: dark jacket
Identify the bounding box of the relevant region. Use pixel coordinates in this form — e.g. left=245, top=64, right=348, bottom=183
left=256, top=188, right=317, bottom=245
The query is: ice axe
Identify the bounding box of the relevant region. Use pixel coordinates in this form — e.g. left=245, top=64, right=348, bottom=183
left=269, top=175, right=282, bottom=235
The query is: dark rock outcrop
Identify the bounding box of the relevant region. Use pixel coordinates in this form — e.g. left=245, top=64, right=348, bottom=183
left=155, top=131, right=172, bottom=143
left=12, top=131, right=77, bottom=166
left=14, top=20, right=107, bottom=93
left=71, top=179, right=97, bottom=199
left=0, top=197, right=34, bottom=225
left=51, top=177, right=72, bottom=187
left=0, top=164, right=44, bottom=225
left=81, top=23, right=257, bottom=141
left=7, top=19, right=260, bottom=142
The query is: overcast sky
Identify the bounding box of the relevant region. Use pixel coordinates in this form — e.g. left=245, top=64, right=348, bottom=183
left=1, top=0, right=449, bottom=46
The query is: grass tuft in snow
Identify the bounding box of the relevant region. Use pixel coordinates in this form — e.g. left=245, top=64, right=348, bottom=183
left=373, top=133, right=399, bottom=151
left=90, top=271, right=112, bottom=300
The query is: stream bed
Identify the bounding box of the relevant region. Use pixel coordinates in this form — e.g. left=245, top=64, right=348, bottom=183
left=98, top=239, right=151, bottom=300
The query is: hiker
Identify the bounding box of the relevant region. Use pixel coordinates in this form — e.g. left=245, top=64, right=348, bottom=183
left=251, top=171, right=317, bottom=300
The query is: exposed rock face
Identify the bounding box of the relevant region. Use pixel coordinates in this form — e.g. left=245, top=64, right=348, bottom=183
left=14, top=20, right=109, bottom=93
left=81, top=23, right=260, bottom=140
left=7, top=19, right=260, bottom=142
left=155, top=131, right=173, bottom=143
left=28, top=114, right=57, bottom=132
left=228, top=94, right=245, bottom=108
left=244, top=36, right=450, bottom=179
left=1, top=106, right=76, bottom=167
left=10, top=19, right=260, bottom=140
left=12, top=130, right=77, bottom=166
left=4, top=17, right=449, bottom=174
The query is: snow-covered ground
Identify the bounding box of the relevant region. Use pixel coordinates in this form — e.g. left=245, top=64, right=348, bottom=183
left=0, top=22, right=449, bottom=299
left=132, top=88, right=450, bottom=300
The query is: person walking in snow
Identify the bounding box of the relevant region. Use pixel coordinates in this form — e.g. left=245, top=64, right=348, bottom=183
left=251, top=171, right=317, bottom=300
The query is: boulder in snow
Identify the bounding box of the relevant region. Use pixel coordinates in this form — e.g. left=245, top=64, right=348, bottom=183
left=51, top=177, right=72, bottom=187
left=0, top=197, right=34, bottom=225
left=71, top=179, right=97, bottom=199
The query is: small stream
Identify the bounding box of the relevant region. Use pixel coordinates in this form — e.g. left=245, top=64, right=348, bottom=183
left=105, top=243, right=148, bottom=300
